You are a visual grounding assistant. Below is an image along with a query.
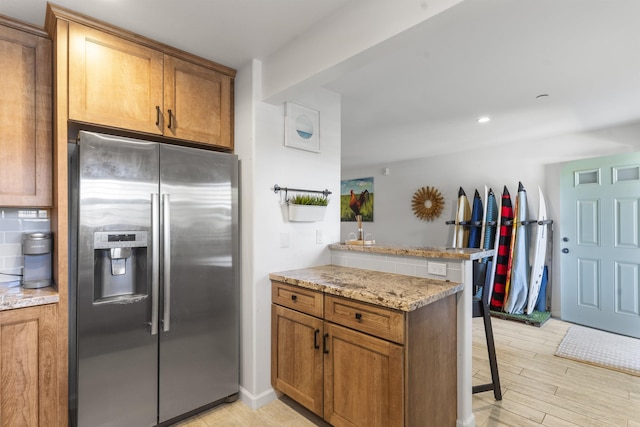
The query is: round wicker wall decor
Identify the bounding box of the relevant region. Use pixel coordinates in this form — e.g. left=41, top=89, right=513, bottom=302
left=411, top=186, right=444, bottom=221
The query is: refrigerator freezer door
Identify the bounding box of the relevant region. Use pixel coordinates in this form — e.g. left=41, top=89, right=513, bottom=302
left=76, top=132, right=159, bottom=427
left=158, top=144, right=239, bottom=422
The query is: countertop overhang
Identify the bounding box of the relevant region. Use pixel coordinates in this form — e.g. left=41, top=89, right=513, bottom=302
left=269, top=264, right=463, bottom=312
left=329, top=243, right=493, bottom=260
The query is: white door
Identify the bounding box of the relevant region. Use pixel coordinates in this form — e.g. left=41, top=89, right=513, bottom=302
left=561, top=152, right=640, bottom=338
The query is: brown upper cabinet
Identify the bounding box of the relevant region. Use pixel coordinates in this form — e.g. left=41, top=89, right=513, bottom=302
left=0, top=16, right=52, bottom=207
left=68, top=22, right=164, bottom=135
left=61, top=9, right=234, bottom=149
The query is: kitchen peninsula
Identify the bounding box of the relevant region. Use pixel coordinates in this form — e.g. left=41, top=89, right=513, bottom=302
left=270, top=244, right=492, bottom=427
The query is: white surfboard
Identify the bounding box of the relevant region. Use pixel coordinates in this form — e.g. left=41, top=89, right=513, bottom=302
left=526, top=186, right=548, bottom=315
left=487, top=189, right=502, bottom=301
left=479, top=185, right=489, bottom=248
left=504, top=182, right=529, bottom=314
left=453, top=187, right=470, bottom=249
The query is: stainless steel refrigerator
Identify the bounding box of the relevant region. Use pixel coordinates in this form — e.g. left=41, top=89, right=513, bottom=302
left=69, top=131, right=239, bottom=426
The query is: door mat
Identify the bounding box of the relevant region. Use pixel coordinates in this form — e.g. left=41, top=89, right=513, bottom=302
left=555, top=326, right=640, bottom=377
left=490, top=310, right=551, bottom=327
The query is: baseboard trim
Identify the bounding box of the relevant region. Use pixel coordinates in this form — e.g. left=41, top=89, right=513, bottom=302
left=239, top=386, right=278, bottom=410
left=457, top=413, right=476, bottom=427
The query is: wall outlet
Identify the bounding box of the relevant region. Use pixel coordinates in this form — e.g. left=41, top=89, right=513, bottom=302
left=316, top=230, right=323, bottom=244
left=18, top=210, right=38, bottom=219
left=427, top=262, right=447, bottom=276
left=280, top=232, right=289, bottom=248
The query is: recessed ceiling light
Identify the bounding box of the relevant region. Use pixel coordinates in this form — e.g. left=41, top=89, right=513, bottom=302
left=477, top=116, right=491, bottom=124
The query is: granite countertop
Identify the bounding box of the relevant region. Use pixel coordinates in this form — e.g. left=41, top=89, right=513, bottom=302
left=269, top=265, right=463, bottom=312
left=329, top=243, right=493, bottom=260
left=0, top=283, right=59, bottom=311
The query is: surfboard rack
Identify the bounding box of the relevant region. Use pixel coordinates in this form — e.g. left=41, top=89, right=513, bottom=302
left=273, top=184, right=332, bottom=202
left=446, top=219, right=553, bottom=227
left=445, top=220, right=485, bottom=227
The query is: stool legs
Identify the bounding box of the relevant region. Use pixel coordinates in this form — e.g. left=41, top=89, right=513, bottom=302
left=472, top=300, right=502, bottom=400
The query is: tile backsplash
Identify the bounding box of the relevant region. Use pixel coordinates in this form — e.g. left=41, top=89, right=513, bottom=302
left=0, top=209, right=50, bottom=284
left=331, top=250, right=464, bottom=283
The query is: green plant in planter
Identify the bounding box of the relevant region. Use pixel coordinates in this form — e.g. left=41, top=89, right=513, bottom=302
left=289, top=194, right=329, bottom=206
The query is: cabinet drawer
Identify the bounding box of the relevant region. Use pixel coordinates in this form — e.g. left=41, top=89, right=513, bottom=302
left=272, top=282, right=323, bottom=318
left=325, top=296, right=405, bottom=344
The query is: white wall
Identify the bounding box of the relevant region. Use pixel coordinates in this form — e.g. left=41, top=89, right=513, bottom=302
left=235, top=60, right=341, bottom=408
left=342, top=120, right=640, bottom=317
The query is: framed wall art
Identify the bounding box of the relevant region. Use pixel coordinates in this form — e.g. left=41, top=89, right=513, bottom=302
left=340, top=177, right=374, bottom=222
left=284, top=102, right=320, bottom=153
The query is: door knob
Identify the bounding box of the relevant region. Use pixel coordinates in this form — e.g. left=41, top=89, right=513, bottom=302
left=562, top=248, right=569, bottom=254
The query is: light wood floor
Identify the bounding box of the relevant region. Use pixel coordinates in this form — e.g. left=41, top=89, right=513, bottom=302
left=175, top=317, right=640, bottom=426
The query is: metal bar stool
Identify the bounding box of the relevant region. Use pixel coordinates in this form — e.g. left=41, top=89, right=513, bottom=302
left=472, top=262, right=502, bottom=400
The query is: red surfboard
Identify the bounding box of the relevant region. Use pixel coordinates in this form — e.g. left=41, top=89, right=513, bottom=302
left=490, top=186, right=514, bottom=311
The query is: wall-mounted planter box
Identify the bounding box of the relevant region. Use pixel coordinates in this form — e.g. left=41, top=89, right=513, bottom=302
left=288, top=204, right=327, bottom=222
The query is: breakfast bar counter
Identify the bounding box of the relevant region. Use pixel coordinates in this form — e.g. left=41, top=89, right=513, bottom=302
left=328, top=242, right=491, bottom=260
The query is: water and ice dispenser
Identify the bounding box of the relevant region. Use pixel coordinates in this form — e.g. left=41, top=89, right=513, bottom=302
left=93, top=231, right=148, bottom=302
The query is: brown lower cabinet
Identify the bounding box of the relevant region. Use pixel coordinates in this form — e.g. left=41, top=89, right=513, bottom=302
left=0, top=304, right=58, bottom=427
left=271, top=281, right=457, bottom=427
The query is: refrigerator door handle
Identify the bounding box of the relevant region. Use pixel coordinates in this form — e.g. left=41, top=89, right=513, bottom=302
left=162, top=194, right=171, bottom=332
left=150, top=194, right=160, bottom=335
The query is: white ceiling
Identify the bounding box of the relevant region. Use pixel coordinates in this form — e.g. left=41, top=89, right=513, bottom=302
left=0, top=0, right=352, bottom=68
left=2, top=0, right=640, bottom=169
left=330, top=0, right=640, bottom=167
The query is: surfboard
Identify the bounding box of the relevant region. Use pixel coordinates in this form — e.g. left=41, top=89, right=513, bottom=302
left=526, top=186, right=548, bottom=315
left=485, top=189, right=500, bottom=301
left=504, top=181, right=530, bottom=314
left=534, top=266, right=549, bottom=312
left=468, top=189, right=483, bottom=248
left=503, top=192, right=518, bottom=303
left=453, top=187, right=471, bottom=249
left=479, top=185, right=489, bottom=248
left=451, top=187, right=461, bottom=248
left=489, top=186, right=513, bottom=311
left=482, top=188, right=498, bottom=258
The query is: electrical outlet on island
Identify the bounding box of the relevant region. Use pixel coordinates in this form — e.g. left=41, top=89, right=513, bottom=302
left=427, top=262, right=447, bottom=276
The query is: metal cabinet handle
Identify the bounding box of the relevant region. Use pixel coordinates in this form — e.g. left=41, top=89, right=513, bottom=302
left=155, top=106, right=161, bottom=126
left=162, top=194, right=171, bottom=332
left=314, top=329, right=320, bottom=349
left=562, top=248, right=569, bottom=254
left=323, top=333, right=329, bottom=354
left=355, top=313, right=362, bottom=321
left=150, top=194, right=160, bottom=335
left=291, top=295, right=297, bottom=302
left=168, top=109, right=173, bottom=129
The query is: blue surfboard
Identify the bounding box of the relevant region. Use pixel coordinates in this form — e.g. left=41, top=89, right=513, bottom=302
left=468, top=189, right=483, bottom=248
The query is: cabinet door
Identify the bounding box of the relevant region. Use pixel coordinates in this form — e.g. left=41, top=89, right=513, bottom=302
left=164, top=55, right=232, bottom=148
left=0, top=304, right=58, bottom=427
left=68, top=22, right=164, bottom=134
left=324, top=323, right=404, bottom=427
left=0, top=23, right=52, bottom=207
left=271, top=305, right=323, bottom=416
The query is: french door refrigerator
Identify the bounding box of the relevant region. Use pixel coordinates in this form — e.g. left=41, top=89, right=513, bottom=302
left=69, top=131, right=239, bottom=426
